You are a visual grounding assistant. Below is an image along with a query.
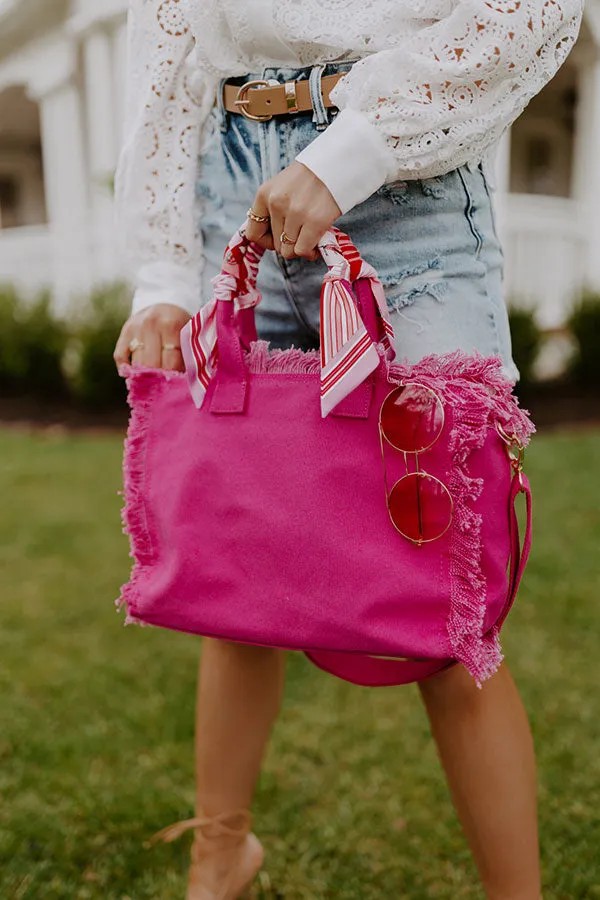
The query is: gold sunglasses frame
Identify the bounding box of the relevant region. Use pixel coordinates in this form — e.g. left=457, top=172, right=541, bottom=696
left=378, top=382, right=454, bottom=546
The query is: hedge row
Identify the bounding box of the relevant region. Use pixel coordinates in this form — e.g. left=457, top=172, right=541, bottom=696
left=1, top=284, right=600, bottom=410
left=508, top=293, right=600, bottom=390
left=0, top=283, right=129, bottom=409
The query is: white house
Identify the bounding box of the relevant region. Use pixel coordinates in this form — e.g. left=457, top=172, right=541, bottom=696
left=1, top=0, right=600, bottom=331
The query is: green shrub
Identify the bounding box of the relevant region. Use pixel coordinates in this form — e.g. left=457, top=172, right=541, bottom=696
left=0, top=285, right=69, bottom=399
left=72, top=283, right=130, bottom=408
left=0, top=285, right=25, bottom=389
left=567, top=291, right=600, bottom=386
left=507, top=305, right=542, bottom=387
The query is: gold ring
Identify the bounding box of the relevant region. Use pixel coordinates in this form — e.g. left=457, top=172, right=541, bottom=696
left=162, top=343, right=181, bottom=352
left=247, top=207, right=270, bottom=224
left=280, top=231, right=296, bottom=245
left=129, top=337, right=145, bottom=353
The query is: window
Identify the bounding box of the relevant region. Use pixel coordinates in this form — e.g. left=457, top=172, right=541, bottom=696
left=0, top=176, right=19, bottom=229
left=524, top=137, right=555, bottom=196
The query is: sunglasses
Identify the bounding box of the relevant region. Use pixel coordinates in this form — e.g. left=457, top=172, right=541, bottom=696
left=378, top=382, right=453, bottom=545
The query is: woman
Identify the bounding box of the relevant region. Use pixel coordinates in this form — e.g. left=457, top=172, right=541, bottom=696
left=114, top=2, right=583, bottom=898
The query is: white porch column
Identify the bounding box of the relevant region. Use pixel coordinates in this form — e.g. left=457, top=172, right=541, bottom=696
left=113, top=18, right=129, bottom=151
left=83, top=26, right=117, bottom=212
left=81, top=23, right=122, bottom=281
left=28, top=40, right=91, bottom=310
left=573, top=49, right=600, bottom=291
left=37, top=83, right=88, bottom=230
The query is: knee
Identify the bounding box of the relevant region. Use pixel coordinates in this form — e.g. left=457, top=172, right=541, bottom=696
left=418, top=661, right=507, bottom=712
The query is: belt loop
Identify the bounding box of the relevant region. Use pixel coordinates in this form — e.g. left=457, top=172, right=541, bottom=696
left=216, top=78, right=229, bottom=133
left=309, top=64, right=329, bottom=131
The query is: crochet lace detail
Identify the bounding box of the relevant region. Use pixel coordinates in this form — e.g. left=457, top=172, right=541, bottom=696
left=115, top=0, right=583, bottom=297
left=324, top=0, right=583, bottom=178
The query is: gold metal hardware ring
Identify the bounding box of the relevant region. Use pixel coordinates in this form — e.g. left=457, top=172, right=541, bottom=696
left=234, top=80, right=272, bottom=122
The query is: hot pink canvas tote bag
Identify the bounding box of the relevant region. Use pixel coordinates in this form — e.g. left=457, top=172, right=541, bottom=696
left=118, top=226, right=534, bottom=687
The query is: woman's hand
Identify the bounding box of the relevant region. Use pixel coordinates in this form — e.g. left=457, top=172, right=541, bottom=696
left=114, top=304, right=191, bottom=371
left=245, top=161, right=342, bottom=261
left=113, top=164, right=339, bottom=370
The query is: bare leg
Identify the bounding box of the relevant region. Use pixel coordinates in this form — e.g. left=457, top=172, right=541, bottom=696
left=419, top=662, right=541, bottom=900
left=195, top=638, right=286, bottom=817
left=186, top=639, right=285, bottom=897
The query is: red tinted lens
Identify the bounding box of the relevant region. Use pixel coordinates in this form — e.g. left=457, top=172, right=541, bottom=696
left=388, top=472, right=453, bottom=543
left=380, top=384, right=444, bottom=453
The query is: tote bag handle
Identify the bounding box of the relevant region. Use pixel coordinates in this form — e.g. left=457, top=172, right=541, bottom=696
left=180, top=225, right=396, bottom=418
left=232, top=230, right=385, bottom=353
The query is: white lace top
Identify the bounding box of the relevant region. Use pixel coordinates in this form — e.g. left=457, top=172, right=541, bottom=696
left=115, top=0, right=583, bottom=315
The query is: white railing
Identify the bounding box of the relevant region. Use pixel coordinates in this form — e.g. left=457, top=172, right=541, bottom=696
left=0, top=220, right=128, bottom=312
left=0, top=195, right=590, bottom=328
left=499, top=194, right=587, bottom=329
left=0, top=224, right=55, bottom=294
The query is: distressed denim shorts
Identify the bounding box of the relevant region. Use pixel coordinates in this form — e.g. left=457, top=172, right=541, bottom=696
left=197, top=60, right=519, bottom=381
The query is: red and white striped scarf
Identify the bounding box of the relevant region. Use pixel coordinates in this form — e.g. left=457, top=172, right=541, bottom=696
left=318, top=229, right=395, bottom=416
left=181, top=226, right=396, bottom=417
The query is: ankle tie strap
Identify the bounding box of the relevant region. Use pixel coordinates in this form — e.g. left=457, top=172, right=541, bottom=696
left=148, top=809, right=252, bottom=846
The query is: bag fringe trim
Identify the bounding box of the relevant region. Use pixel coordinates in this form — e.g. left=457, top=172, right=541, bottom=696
left=116, top=367, right=176, bottom=627
left=386, top=351, right=535, bottom=686
left=244, top=339, right=322, bottom=373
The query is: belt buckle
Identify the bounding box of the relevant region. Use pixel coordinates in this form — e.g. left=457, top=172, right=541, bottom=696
left=234, top=79, right=272, bottom=122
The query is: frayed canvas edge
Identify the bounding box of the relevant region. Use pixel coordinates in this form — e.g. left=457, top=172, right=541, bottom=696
left=116, top=366, right=170, bottom=628
left=385, top=350, right=535, bottom=686
left=445, top=403, right=502, bottom=688
left=385, top=349, right=535, bottom=446
left=244, top=339, right=322, bottom=373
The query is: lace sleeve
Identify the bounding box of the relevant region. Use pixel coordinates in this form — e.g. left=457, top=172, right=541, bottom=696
left=115, top=0, right=214, bottom=315
left=297, top=0, right=583, bottom=213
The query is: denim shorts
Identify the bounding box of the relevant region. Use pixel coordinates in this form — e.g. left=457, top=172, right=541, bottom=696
left=197, top=59, right=519, bottom=381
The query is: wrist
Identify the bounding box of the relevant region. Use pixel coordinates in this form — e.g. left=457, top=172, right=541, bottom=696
left=295, top=108, right=396, bottom=215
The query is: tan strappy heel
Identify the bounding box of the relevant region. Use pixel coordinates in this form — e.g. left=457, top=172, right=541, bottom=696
left=150, top=809, right=264, bottom=900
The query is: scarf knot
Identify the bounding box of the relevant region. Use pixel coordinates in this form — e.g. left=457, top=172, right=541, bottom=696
left=181, top=226, right=397, bottom=417
left=210, top=273, right=238, bottom=303
left=323, top=261, right=351, bottom=284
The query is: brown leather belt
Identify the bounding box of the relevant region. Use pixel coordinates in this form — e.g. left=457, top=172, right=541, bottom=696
left=221, top=73, right=344, bottom=122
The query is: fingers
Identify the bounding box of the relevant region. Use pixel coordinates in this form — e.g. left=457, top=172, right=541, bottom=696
left=269, top=202, right=321, bottom=262
left=136, top=325, right=162, bottom=368
left=244, top=188, right=271, bottom=245
left=114, top=321, right=133, bottom=368
left=253, top=232, right=276, bottom=251
left=246, top=162, right=341, bottom=264
left=246, top=178, right=322, bottom=262
left=244, top=217, right=271, bottom=246
left=113, top=304, right=191, bottom=373
left=161, top=343, right=185, bottom=372
left=295, top=222, right=326, bottom=261
left=269, top=207, right=285, bottom=257
left=278, top=210, right=302, bottom=261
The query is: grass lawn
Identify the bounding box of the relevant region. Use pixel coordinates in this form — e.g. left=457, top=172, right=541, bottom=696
left=1, top=424, right=599, bottom=900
